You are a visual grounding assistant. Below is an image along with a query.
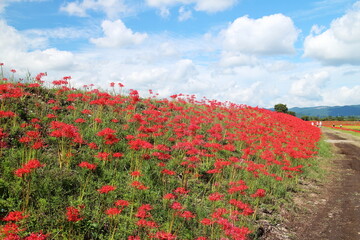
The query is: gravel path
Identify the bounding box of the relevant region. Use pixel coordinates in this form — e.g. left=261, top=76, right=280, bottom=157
left=263, top=127, right=360, bottom=240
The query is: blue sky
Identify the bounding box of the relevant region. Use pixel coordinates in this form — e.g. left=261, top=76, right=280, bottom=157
left=1, top=0, right=360, bottom=108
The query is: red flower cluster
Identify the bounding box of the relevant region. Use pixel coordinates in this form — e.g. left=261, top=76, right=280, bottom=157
left=3, top=211, right=29, bottom=222
left=66, top=206, right=83, bottom=222
left=78, top=161, right=97, bottom=170
left=105, top=199, right=130, bottom=217
left=14, top=159, right=44, bottom=178
left=97, top=128, right=119, bottom=145
left=97, top=185, right=116, bottom=194
left=131, top=181, right=149, bottom=190
left=49, top=121, right=84, bottom=143
left=250, top=188, right=266, bottom=198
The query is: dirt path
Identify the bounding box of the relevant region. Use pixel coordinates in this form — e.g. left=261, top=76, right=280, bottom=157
left=263, top=127, right=360, bottom=240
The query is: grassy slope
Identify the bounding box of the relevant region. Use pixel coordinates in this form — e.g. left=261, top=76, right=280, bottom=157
left=0, top=77, right=323, bottom=240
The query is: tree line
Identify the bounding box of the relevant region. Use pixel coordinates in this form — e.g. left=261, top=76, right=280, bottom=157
left=273, top=103, right=360, bottom=121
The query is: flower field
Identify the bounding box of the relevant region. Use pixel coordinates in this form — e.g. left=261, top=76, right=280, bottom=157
left=321, top=121, right=360, bottom=134
left=1, top=66, right=322, bottom=240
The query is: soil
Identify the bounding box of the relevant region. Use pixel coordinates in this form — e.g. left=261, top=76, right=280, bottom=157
left=261, top=127, right=360, bottom=240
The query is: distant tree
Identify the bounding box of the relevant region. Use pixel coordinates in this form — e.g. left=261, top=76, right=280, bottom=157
left=288, top=111, right=296, bottom=117
left=274, top=103, right=288, bottom=113
left=301, top=116, right=310, bottom=121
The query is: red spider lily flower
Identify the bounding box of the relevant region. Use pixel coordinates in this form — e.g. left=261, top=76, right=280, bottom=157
left=88, top=142, right=98, bottom=149
left=0, top=110, right=16, bottom=118
left=112, top=152, right=123, bottom=158
left=14, top=167, right=32, bottom=177
left=179, top=210, right=195, bottom=219
left=158, top=162, right=166, bottom=167
left=46, top=114, right=57, bottom=119
left=170, top=201, right=182, bottom=210
left=206, top=168, right=221, bottom=174
left=118, top=83, right=124, bottom=87
left=275, top=176, right=283, bottom=181
left=81, top=109, right=92, bottom=115
left=250, top=189, right=266, bottom=198
left=66, top=206, right=83, bottom=222
left=110, top=82, right=115, bottom=87
left=105, top=207, right=122, bottom=216
left=49, top=121, right=83, bottom=143
left=200, top=218, right=213, bottom=226
left=30, top=118, right=41, bottom=123
left=97, top=128, right=116, bottom=136
left=31, top=141, right=46, bottom=150
left=136, top=219, right=159, bottom=228
left=173, top=187, right=189, bottom=195
left=24, top=159, right=44, bottom=169
left=97, top=128, right=119, bottom=145
left=135, top=204, right=153, bottom=218
left=163, top=193, right=176, bottom=200
left=128, top=139, right=153, bottom=150
left=3, top=211, right=29, bottom=222
left=24, top=231, right=49, bottom=240
left=51, top=106, right=61, bottom=111
left=74, top=118, right=86, bottom=123
left=20, top=123, right=30, bottom=128
left=227, top=181, right=248, bottom=195
left=1, top=222, right=25, bottom=238
left=211, top=208, right=228, bottom=219
left=130, top=171, right=142, bottom=177
left=94, top=152, right=110, bottom=161
left=97, top=185, right=116, bottom=194
left=130, top=181, right=149, bottom=190
left=228, top=199, right=254, bottom=215
left=208, top=192, right=224, bottom=201
left=94, top=118, right=102, bottom=123
left=14, top=159, right=44, bottom=177
left=161, top=169, right=176, bottom=175
left=128, top=236, right=140, bottom=240
left=152, top=231, right=177, bottom=240
left=78, top=161, right=97, bottom=170
left=195, top=237, right=207, bottom=240
left=52, top=80, right=68, bottom=85
left=11, top=69, right=16, bottom=73
left=115, top=200, right=130, bottom=207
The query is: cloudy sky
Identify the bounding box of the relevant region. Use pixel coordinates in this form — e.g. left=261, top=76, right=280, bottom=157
left=1, top=0, right=360, bottom=108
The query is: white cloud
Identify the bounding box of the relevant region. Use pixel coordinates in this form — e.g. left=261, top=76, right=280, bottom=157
left=325, top=85, right=360, bottom=105
left=178, top=6, right=192, bottom=21
left=290, top=71, right=329, bottom=100
left=194, top=0, right=237, bottom=12
left=0, top=19, right=28, bottom=52
left=60, top=0, right=129, bottom=19
left=219, top=52, right=259, bottom=67
left=90, top=20, right=148, bottom=48
left=159, top=7, right=170, bottom=18
left=146, top=0, right=238, bottom=13
left=24, top=27, right=96, bottom=41
left=60, top=2, right=87, bottom=17
left=304, top=1, right=360, bottom=65
left=221, top=14, right=299, bottom=55
left=3, top=2, right=360, bottom=109
left=0, top=20, right=74, bottom=72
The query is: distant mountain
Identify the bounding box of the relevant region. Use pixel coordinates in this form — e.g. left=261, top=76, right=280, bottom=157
left=289, top=105, right=360, bottom=117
